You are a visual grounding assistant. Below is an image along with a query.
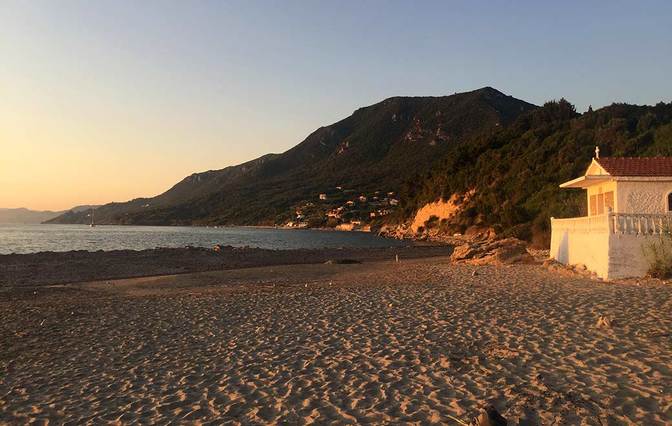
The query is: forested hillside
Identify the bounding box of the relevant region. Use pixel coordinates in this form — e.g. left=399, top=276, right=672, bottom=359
left=398, top=99, right=672, bottom=246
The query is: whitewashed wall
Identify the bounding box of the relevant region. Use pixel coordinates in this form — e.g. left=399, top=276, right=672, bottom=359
left=550, top=215, right=611, bottom=278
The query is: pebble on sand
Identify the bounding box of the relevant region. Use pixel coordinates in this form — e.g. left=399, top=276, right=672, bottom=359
left=472, top=405, right=507, bottom=426
left=596, top=315, right=615, bottom=328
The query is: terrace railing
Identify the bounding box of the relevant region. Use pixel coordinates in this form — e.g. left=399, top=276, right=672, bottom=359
left=551, top=213, right=672, bottom=236
left=610, top=213, right=672, bottom=235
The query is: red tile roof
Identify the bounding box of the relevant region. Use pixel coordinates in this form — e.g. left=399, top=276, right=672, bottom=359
left=596, top=157, right=672, bottom=177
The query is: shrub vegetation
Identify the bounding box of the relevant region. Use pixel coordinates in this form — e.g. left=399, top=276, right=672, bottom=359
left=643, top=233, right=672, bottom=278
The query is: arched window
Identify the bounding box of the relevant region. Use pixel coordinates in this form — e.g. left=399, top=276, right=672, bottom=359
left=667, top=193, right=672, bottom=212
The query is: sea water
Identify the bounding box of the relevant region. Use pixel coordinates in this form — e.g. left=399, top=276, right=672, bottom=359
left=0, top=224, right=405, bottom=254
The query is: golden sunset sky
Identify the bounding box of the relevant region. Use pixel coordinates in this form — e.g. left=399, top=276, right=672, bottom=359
left=2, top=1, right=670, bottom=210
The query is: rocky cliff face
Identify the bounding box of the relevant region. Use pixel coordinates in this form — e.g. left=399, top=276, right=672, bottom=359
left=409, top=191, right=474, bottom=233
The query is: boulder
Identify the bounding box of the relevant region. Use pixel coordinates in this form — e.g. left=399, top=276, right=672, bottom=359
left=451, top=238, right=534, bottom=265
left=451, top=243, right=479, bottom=261
left=542, top=258, right=556, bottom=267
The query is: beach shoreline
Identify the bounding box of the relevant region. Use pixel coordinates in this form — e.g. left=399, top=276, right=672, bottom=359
left=0, top=244, right=452, bottom=288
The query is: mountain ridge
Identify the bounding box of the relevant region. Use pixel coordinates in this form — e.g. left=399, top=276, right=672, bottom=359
left=0, top=206, right=96, bottom=224
left=48, top=87, right=536, bottom=226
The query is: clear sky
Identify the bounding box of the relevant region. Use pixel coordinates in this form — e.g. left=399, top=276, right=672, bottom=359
left=2, top=0, right=671, bottom=210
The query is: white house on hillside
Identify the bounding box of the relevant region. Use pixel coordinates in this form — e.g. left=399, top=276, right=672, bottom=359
left=550, top=152, right=672, bottom=279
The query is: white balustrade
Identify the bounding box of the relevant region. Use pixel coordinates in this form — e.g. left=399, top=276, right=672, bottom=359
left=551, top=213, right=672, bottom=236
left=610, top=213, right=672, bottom=235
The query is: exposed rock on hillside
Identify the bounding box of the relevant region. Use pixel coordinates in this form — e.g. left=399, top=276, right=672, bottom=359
left=410, top=191, right=474, bottom=233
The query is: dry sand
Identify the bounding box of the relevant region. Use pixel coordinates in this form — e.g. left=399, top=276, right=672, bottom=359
left=1, top=257, right=671, bottom=424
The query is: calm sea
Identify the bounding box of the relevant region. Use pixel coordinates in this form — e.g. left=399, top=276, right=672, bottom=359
left=0, top=224, right=406, bottom=255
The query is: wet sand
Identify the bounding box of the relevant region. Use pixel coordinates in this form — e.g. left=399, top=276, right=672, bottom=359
left=0, top=245, right=452, bottom=287
left=1, top=257, right=671, bottom=424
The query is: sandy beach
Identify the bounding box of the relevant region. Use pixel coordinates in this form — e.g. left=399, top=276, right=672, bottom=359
left=1, top=256, right=671, bottom=424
